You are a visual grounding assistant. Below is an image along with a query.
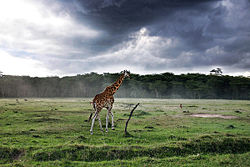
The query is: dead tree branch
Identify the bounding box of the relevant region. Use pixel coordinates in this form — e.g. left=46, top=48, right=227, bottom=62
left=125, top=103, right=140, bottom=136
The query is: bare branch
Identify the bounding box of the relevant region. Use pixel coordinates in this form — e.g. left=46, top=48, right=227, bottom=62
left=125, top=103, right=140, bottom=136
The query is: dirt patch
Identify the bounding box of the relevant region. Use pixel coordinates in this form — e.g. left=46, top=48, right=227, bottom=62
left=191, top=113, right=237, bottom=119
left=30, top=117, right=61, bottom=122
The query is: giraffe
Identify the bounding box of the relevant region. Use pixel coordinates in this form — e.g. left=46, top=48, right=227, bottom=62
left=89, top=70, right=130, bottom=135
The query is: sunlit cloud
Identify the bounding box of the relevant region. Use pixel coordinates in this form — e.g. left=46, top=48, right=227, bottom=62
left=0, top=49, right=58, bottom=76
left=0, top=0, right=100, bottom=76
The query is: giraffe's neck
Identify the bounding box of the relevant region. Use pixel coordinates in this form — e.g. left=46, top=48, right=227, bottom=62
left=105, top=74, right=125, bottom=95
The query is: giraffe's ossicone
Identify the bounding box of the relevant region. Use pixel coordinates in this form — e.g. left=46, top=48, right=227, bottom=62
left=89, top=70, right=130, bottom=135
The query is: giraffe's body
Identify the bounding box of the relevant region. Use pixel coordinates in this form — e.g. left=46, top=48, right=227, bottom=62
left=89, top=70, right=130, bottom=134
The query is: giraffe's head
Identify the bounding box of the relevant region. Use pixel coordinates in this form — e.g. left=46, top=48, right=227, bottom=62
left=122, top=70, right=130, bottom=78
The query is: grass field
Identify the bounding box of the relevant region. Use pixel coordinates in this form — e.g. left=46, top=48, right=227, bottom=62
left=0, top=98, right=250, bottom=166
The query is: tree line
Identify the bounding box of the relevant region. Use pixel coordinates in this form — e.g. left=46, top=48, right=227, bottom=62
left=0, top=72, right=249, bottom=99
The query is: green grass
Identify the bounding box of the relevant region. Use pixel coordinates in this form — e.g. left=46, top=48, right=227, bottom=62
left=0, top=98, right=250, bottom=166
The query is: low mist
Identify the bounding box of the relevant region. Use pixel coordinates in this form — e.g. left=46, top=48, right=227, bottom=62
left=0, top=72, right=250, bottom=99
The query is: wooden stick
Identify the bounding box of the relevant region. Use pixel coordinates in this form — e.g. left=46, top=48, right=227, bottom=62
left=125, top=103, right=140, bottom=136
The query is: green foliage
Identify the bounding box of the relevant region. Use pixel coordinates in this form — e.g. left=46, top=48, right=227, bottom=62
left=0, top=73, right=250, bottom=99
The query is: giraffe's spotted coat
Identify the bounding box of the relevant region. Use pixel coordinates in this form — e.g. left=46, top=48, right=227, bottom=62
left=89, top=70, right=130, bottom=134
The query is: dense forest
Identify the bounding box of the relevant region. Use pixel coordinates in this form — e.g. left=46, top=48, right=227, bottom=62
left=0, top=72, right=250, bottom=99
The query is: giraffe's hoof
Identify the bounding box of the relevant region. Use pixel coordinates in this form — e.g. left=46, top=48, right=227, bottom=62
left=90, top=131, right=93, bottom=135
left=112, top=127, right=115, bottom=130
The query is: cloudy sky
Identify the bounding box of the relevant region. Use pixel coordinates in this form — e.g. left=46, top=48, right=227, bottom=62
left=0, top=0, right=250, bottom=77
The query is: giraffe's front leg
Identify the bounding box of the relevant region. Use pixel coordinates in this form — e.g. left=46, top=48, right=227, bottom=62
left=110, top=111, right=115, bottom=130
left=90, top=112, right=98, bottom=135
left=106, top=111, right=109, bottom=132
left=97, top=115, right=104, bottom=133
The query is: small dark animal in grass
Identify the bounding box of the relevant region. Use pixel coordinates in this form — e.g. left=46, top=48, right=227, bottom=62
left=180, top=104, right=183, bottom=112
left=88, top=70, right=130, bottom=135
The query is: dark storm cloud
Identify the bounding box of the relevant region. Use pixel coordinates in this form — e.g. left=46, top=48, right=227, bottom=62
left=38, top=0, right=250, bottom=74
left=70, top=0, right=219, bottom=50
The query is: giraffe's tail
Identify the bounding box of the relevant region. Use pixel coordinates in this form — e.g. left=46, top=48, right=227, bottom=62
left=88, top=112, right=93, bottom=122
left=88, top=102, right=96, bottom=122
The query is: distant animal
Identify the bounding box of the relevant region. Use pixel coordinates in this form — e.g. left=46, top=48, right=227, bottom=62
left=89, top=70, right=130, bottom=135
left=180, top=104, right=182, bottom=109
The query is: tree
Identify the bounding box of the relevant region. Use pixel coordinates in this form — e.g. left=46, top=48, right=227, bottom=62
left=210, top=68, right=223, bottom=76
left=0, top=71, right=3, bottom=77
left=0, top=72, right=250, bottom=99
